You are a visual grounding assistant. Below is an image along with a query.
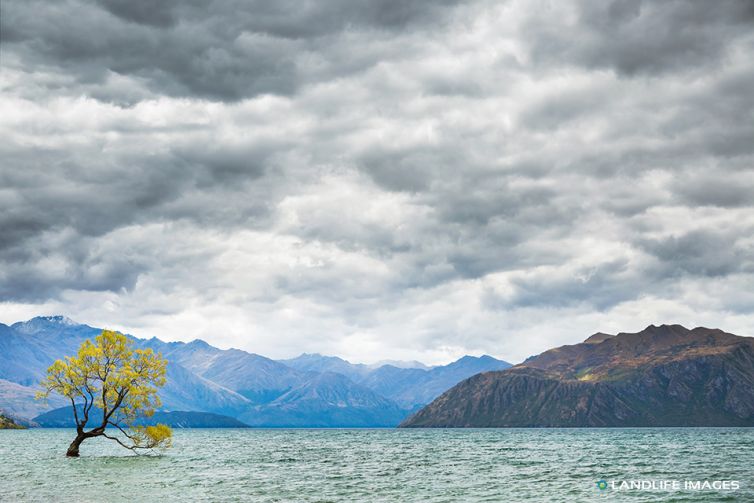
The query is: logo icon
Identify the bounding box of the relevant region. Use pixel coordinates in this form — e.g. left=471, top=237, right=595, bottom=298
left=596, top=480, right=608, bottom=490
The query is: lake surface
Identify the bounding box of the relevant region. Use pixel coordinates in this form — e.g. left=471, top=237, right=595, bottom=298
left=1, top=428, right=752, bottom=502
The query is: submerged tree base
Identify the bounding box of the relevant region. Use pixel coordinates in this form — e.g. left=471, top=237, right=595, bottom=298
left=67, top=434, right=86, bottom=457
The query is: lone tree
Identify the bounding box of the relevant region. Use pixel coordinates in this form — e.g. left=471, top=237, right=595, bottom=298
left=38, top=330, right=173, bottom=457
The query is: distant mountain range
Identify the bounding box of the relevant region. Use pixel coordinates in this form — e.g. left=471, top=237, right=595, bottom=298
left=34, top=406, right=249, bottom=428
left=401, top=325, right=754, bottom=427
left=0, top=316, right=510, bottom=427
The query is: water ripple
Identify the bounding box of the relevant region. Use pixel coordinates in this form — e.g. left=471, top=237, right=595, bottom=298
left=0, top=428, right=752, bottom=502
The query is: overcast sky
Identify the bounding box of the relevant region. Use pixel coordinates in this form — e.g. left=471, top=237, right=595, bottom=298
left=1, top=0, right=753, bottom=365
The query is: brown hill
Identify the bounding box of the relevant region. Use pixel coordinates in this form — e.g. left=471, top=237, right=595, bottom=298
left=401, top=325, right=754, bottom=427
left=0, top=413, right=25, bottom=429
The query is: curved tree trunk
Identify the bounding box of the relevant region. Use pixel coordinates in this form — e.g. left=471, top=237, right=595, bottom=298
left=66, top=433, right=86, bottom=457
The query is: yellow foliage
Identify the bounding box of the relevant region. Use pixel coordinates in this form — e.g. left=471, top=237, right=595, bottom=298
left=38, top=330, right=172, bottom=453
left=133, top=423, right=174, bottom=449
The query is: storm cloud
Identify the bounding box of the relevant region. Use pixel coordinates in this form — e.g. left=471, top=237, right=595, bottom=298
left=1, top=0, right=753, bottom=363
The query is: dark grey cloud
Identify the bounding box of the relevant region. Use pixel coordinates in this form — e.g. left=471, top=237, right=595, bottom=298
left=97, top=0, right=181, bottom=28
left=1, top=0, right=753, bottom=362
left=1, top=0, right=467, bottom=102
left=675, top=171, right=754, bottom=208
left=526, top=0, right=754, bottom=76
left=0, top=233, right=144, bottom=302
left=639, top=229, right=754, bottom=278
left=504, top=258, right=637, bottom=310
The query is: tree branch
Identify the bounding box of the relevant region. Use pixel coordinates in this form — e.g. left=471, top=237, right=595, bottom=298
left=108, top=421, right=137, bottom=442
left=69, top=396, right=82, bottom=430
left=101, top=433, right=155, bottom=454
left=102, top=388, right=129, bottom=425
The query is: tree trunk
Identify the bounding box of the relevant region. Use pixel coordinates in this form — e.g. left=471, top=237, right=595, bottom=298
left=66, top=433, right=86, bottom=457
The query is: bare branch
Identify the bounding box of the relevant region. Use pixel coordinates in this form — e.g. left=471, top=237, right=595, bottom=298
left=101, top=433, right=156, bottom=454
left=69, top=396, right=82, bottom=430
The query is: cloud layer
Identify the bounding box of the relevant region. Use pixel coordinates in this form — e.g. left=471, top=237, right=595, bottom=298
left=1, top=0, right=753, bottom=363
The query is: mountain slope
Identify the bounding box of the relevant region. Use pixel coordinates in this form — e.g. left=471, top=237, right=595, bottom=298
left=402, top=325, right=754, bottom=427
left=360, top=355, right=512, bottom=408
left=281, top=352, right=512, bottom=409
left=34, top=405, right=250, bottom=428
left=280, top=353, right=370, bottom=382
left=153, top=340, right=307, bottom=404
left=0, top=378, right=66, bottom=419
left=0, top=318, right=100, bottom=386
left=0, top=317, right=251, bottom=418
left=157, top=362, right=251, bottom=415
left=0, top=411, right=25, bottom=429
left=238, top=372, right=407, bottom=427
left=199, top=349, right=306, bottom=403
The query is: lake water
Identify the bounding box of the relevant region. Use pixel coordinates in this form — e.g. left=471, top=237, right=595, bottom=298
left=1, top=428, right=752, bottom=502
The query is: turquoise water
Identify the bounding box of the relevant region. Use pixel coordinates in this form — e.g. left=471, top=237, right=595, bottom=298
left=1, top=428, right=752, bottom=502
